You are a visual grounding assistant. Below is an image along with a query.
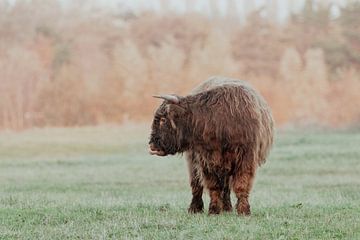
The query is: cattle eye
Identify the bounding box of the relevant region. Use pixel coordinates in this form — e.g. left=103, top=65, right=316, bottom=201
left=160, top=117, right=167, bottom=124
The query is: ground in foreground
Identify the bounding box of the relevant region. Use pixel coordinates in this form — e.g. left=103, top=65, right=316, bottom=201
left=0, top=126, right=359, bottom=239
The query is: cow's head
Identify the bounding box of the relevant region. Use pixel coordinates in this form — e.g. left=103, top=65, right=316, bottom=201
left=149, top=94, right=191, bottom=156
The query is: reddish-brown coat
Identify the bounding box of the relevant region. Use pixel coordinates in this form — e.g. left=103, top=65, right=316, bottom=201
left=149, top=76, right=274, bottom=215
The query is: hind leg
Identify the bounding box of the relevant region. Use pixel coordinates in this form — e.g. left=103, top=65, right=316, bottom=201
left=233, top=155, right=256, bottom=216
left=186, top=151, right=204, bottom=214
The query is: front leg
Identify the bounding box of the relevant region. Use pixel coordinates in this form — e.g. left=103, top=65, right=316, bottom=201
left=222, top=175, right=232, bottom=212
left=203, top=171, right=223, bottom=215
left=186, top=151, right=204, bottom=214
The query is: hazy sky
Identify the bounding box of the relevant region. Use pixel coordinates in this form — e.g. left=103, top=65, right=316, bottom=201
left=7, top=0, right=344, bottom=22
left=68, top=0, right=343, bottom=22
left=80, top=0, right=298, bottom=14
left=59, top=0, right=304, bottom=22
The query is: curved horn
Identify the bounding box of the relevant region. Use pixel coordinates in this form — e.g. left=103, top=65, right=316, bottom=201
left=152, top=94, right=180, bottom=104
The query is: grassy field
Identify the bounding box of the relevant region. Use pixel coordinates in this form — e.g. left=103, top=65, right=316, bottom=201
left=0, top=125, right=359, bottom=239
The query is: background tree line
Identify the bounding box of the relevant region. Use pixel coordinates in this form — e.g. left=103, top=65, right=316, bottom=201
left=0, top=0, right=360, bottom=129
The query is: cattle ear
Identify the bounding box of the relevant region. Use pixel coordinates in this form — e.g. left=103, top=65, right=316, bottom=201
left=166, top=104, right=186, bottom=117
left=166, top=104, right=186, bottom=129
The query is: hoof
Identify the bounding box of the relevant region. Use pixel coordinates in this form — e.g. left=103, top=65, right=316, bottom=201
left=237, top=205, right=251, bottom=216
left=223, top=203, right=233, bottom=212
left=208, top=204, right=221, bottom=215
left=236, top=200, right=251, bottom=216
left=188, top=200, right=204, bottom=214
left=188, top=206, right=204, bottom=214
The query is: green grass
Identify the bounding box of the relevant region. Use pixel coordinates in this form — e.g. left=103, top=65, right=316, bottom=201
left=0, top=125, right=359, bottom=239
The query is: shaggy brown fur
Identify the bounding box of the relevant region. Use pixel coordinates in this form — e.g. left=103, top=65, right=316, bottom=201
left=149, top=76, right=274, bottom=215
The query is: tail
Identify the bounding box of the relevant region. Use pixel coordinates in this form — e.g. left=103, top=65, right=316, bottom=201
left=257, top=103, right=274, bottom=166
